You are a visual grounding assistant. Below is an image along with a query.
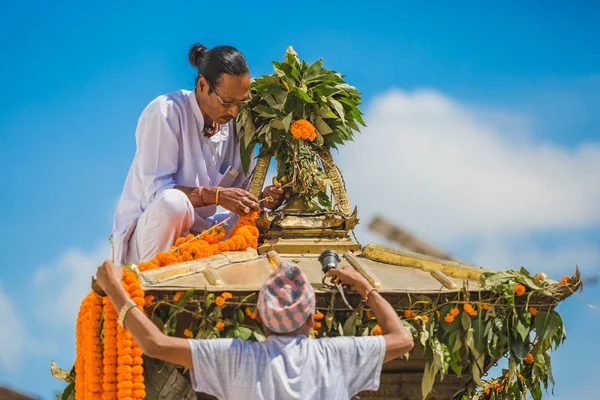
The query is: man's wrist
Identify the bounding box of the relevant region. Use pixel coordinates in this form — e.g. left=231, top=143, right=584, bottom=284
left=356, top=280, right=374, bottom=299
left=105, top=279, right=124, bottom=298
left=200, top=187, right=217, bottom=206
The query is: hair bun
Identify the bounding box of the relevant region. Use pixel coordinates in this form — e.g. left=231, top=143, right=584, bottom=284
left=188, top=43, right=209, bottom=68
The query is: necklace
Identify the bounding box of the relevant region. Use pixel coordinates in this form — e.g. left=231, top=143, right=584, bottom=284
left=203, top=121, right=221, bottom=138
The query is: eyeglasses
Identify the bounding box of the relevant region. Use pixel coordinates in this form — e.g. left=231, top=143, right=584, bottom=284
left=206, top=80, right=252, bottom=108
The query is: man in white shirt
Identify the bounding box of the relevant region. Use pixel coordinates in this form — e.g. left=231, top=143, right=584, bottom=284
left=112, top=43, right=284, bottom=265
left=95, top=257, right=414, bottom=400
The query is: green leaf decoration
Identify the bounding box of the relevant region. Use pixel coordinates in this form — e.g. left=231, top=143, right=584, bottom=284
left=234, top=46, right=365, bottom=208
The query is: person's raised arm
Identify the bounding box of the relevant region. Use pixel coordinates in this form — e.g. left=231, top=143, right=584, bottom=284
left=95, top=261, right=194, bottom=368
left=325, top=266, right=414, bottom=363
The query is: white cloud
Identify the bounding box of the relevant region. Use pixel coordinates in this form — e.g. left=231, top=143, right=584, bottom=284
left=338, top=89, right=600, bottom=243
left=471, top=238, right=599, bottom=276
left=33, top=242, right=111, bottom=326
left=0, top=242, right=110, bottom=376
left=337, top=89, right=600, bottom=274
left=0, top=283, right=26, bottom=373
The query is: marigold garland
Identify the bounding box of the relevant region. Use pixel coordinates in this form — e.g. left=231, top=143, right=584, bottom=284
left=290, top=119, right=317, bottom=141
left=139, top=211, right=260, bottom=272
left=102, top=298, right=118, bottom=400
left=74, top=210, right=260, bottom=395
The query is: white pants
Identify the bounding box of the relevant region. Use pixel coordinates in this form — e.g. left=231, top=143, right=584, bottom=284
left=124, top=189, right=194, bottom=264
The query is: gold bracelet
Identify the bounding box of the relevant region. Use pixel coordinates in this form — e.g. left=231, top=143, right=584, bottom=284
left=215, top=187, right=220, bottom=206
left=117, top=299, right=137, bottom=328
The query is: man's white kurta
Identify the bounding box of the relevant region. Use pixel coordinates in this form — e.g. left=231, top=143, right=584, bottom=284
left=112, top=89, right=252, bottom=265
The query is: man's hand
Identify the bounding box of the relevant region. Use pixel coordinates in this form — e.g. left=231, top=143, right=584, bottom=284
left=218, top=188, right=260, bottom=216
left=95, top=260, right=123, bottom=294
left=325, top=266, right=371, bottom=296
left=262, top=185, right=285, bottom=210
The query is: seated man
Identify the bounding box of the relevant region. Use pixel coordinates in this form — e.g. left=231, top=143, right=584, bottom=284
left=112, top=43, right=283, bottom=265
left=95, top=259, right=414, bottom=399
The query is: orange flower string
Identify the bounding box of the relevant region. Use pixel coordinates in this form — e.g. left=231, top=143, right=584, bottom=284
left=450, top=307, right=460, bottom=317
left=559, top=276, right=570, bottom=285
left=102, top=297, right=118, bottom=400
left=75, top=293, right=90, bottom=399
left=124, top=270, right=146, bottom=400
left=524, top=353, right=534, bottom=364
left=372, top=325, right=383, bottom=335
left=116, top=274, right=134, bottom=400
left=87, top=292, right=104, bottom=399
left=74, top=205, right=261, bottom=392
left=139, top=211, right=260, bottom=272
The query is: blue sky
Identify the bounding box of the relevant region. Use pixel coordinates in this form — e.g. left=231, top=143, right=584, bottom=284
left=0, top=1, right=598, bottom=398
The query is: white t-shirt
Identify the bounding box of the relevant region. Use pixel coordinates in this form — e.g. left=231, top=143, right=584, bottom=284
left=112, top=89, right=252, bottom=265
left=188, top=335, right=386, bottom=400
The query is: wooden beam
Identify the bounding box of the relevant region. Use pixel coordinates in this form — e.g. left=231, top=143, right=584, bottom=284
left=344, top=252, right=381, bottom=288
left=363, top=242, right=488, bottom=282
left=369, top=216, right=460, bottom=262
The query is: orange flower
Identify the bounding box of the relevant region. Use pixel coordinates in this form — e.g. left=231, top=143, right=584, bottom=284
left=403, top=310, right=412, bottom=318
left=514, top=284, right=526, bottom=296
left=215, top=296, right=226, bottom=307
left=314, top=321, right=322, bottom=330
left=450, top=307, right=460, bottom=317
left=436, top=310, right=440, bottom=318
left=314, top=311, right=324, bottom=321
left=144, top=295, right=155, bottom=306
left=366, top=310, right=374, bottom=319
left=173, top=291, right=184, bottom=302
left=480, top=303, right=491, bottom=310
left=250, top=312, right=257, bottom=320
left=420, top=315, right=429, bottom=323
left=524, top=353, right=534, bottom=364
left=183, top=329, right=193, bottom=338
left=221, top=292, right=233, bottom=300
left=215, top=320, right=225, bottom=331
left=444, top=314, right=455, bottom=323
left=290, top=119, right=317, bottom=141
left=484, top=386, right=491, bottom=395
left=372, top=325, right=383, bottom=335
left=529, top=307, right=538, bottom=316
left=245, top=307, right=253, bottom=317
left=518, top=374, right=525, bottom=381
left=463, top=303, right=477, bottom=316
left=559, top=276, right=570, bottom=285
